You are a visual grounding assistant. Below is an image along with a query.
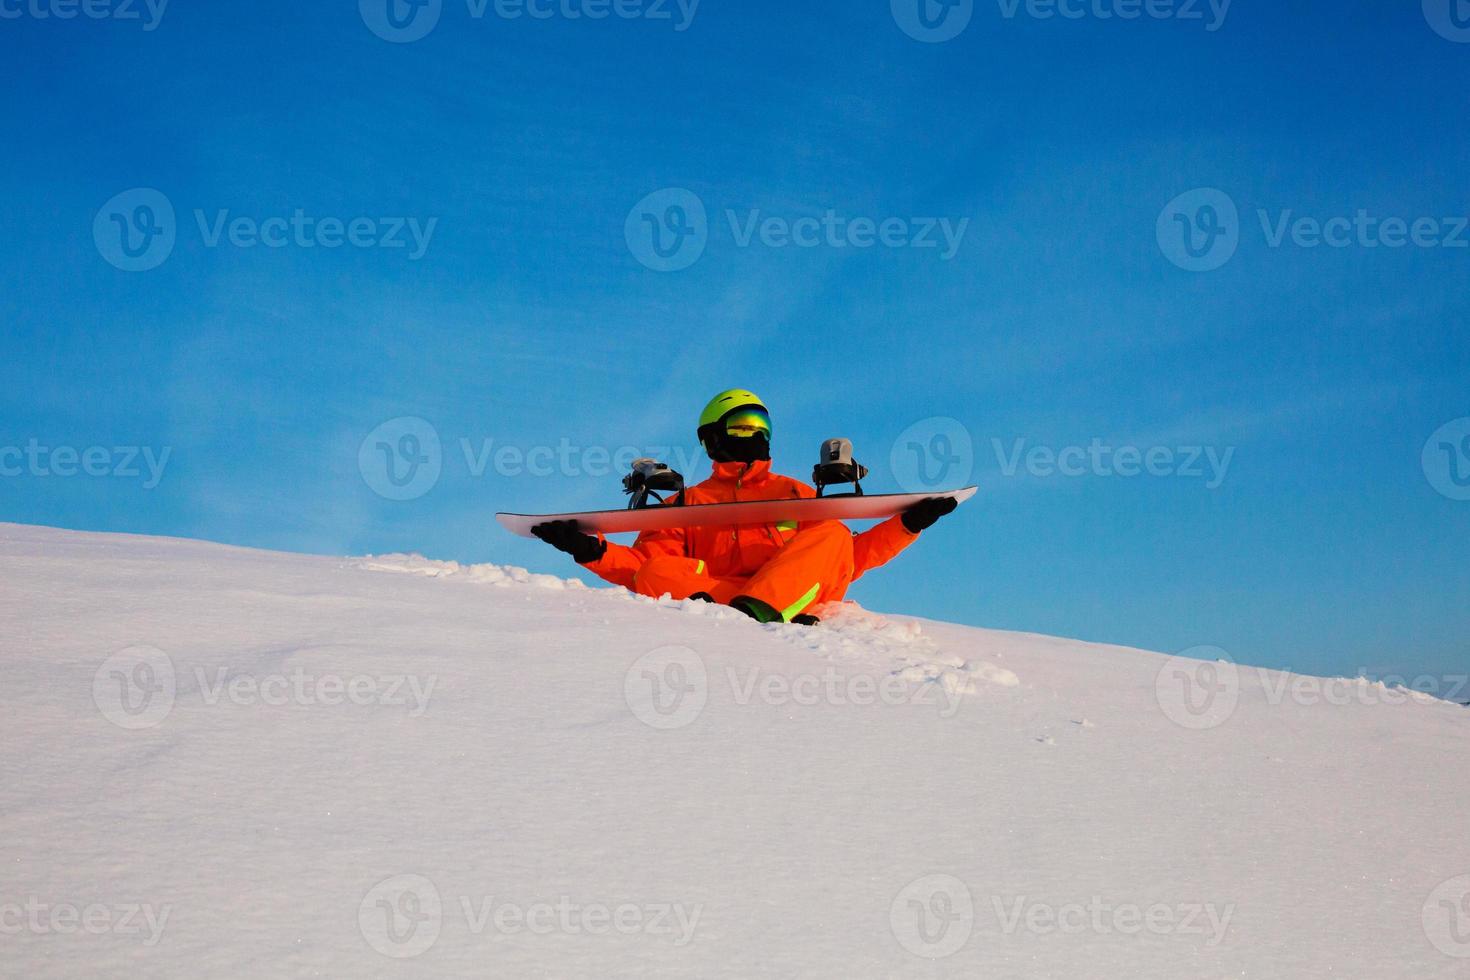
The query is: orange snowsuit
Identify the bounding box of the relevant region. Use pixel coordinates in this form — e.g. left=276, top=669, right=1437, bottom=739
left=582, top=459, right=920, bottom=621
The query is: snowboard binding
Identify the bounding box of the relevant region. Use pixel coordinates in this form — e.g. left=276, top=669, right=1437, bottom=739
left=622, top=458, right=685, bottom=510
left=812, top=438, right=868, bottom=497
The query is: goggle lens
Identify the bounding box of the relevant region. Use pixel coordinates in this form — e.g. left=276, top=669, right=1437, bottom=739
left=723, top=407, right=771, bottom=439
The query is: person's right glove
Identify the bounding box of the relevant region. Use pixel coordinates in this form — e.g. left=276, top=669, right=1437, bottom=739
left=901, top=496, right=959, bottom=534
left=530, top=520, right=607, bottom=565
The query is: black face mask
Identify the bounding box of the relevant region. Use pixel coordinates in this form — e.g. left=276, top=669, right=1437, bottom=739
left=700, top=427, right=771, bottom=464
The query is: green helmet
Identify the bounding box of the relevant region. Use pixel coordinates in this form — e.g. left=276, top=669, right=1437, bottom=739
left=697, top=389, right=771, bottom=463
left=698, top=389, right=767, bottom=428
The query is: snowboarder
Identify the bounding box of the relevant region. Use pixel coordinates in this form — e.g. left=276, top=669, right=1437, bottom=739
left=531, top=389, right=957, bottom=624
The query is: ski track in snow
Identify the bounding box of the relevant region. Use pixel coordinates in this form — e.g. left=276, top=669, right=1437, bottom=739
left=347, top=552, right=1022, bottom=698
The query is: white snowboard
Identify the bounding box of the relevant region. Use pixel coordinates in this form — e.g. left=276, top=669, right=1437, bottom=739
left=496, top=486, right=977, bottom=538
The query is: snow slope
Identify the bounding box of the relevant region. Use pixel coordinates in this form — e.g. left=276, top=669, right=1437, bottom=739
left=2, top=522, right=1467, bottom=978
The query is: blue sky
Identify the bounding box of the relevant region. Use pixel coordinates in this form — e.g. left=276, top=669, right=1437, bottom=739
left=2, top=0, right=1467, bottom=682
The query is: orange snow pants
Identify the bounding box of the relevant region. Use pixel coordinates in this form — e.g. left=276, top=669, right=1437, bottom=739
left=630, top=521, right=855, bottom=621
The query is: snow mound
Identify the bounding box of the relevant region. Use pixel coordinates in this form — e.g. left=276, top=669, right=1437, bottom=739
left=2, top=522, right=1468, bottom=980
left=348, top=551, right=1013, bottom=698
left=348, top=551, right=586, bottom=590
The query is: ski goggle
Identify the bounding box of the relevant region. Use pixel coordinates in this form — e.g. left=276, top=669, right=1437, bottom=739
left=722, top=406, right=771, bottom=439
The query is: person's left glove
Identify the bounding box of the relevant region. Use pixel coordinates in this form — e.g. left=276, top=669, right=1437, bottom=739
left=901, top=496, right=958, bottom=534
left=531, top=520, right=607, bottom=565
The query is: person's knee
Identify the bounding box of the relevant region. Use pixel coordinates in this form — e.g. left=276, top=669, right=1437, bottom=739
left=794, top=521, right=853, bottom=550
left=633, top=555, right=705, bottom=596
left=807, top=521, right=850, bottom=540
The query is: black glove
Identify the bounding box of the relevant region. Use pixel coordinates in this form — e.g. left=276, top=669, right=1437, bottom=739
left=531, top=520, right=607, bottom=565
left=902, top=496, right=958, bottom=534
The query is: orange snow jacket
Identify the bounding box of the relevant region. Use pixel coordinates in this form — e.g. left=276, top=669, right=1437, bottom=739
left=582, top=459, right=918, bottom=590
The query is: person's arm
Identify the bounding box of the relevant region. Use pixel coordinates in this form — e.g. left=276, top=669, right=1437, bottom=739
left=851, top=497, right=958, bottom=579
left=531, top=520, right=686, bottom=590
left=851, top=515, right=917, bottom=579
left=582, top=526, right=685, bottom=589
